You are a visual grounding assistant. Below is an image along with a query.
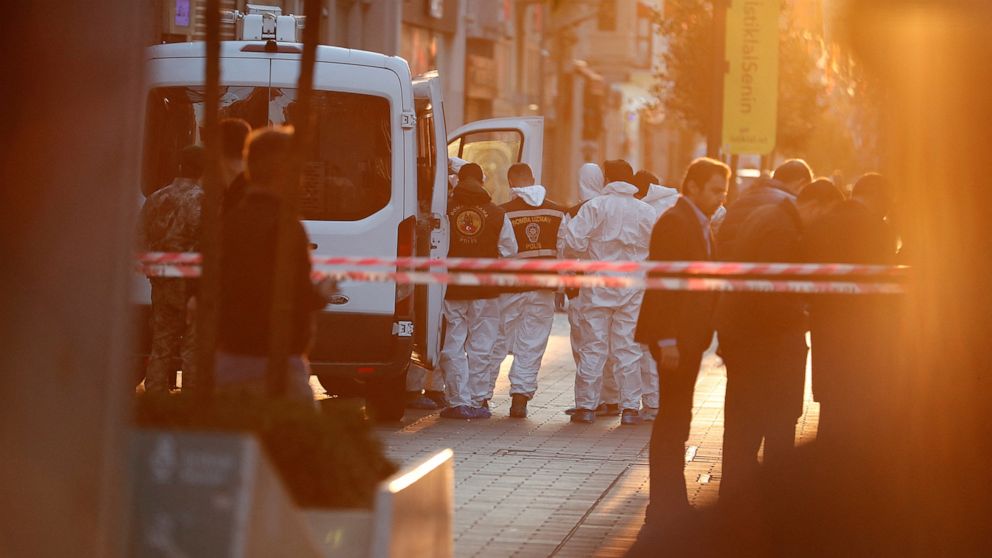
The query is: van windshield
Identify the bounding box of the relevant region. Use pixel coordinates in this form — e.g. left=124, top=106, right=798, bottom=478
left=143, top=86, right=392, bottom=221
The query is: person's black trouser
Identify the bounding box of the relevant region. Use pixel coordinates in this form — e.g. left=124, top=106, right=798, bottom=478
left=718, top=332, right=808, bottom=501
left=647, top=347, right=704, bottom=523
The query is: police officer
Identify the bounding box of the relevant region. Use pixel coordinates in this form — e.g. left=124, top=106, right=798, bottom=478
left=440, top=163, right=517, bottom=419
left=484, top=163, right=565, bottom=418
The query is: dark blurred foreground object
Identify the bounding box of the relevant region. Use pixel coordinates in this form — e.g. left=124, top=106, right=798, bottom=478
left=629, top=1, right=992, bottom=555
left=134, top=393, right=396, bottom=508
left=1, top=3, right=145, bottom=555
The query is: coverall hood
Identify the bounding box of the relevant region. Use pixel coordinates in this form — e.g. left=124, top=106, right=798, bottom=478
left=603, top=181, right=640, bottom=196
left=642, top=183, right=679, bottom=205
left=510, top=184, right=548, bottom=207
left=578, top=163, right=605, bottom=202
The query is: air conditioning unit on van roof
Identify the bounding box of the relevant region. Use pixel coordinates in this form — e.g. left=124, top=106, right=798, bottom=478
left=223, top=4, right=305, bottom=42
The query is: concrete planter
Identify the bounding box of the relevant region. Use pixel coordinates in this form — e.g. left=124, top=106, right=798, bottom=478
left=130, top=431, right=452, bottom=558
left=305, top=449, right=455, bottom=558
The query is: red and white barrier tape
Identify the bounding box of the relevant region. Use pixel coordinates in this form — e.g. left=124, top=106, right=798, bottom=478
left=137, top=263, right=906, bottom=295
left=138, top=252, right=907, bottom=278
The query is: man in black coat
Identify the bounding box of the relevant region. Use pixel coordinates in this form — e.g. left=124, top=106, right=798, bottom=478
left=717, top=159, right=813, bottom=258
left=804, top=173, right=898, bottom=447
left=715, top=179, right=844, bottom=501
left=635, top=157, right=731, bottom=521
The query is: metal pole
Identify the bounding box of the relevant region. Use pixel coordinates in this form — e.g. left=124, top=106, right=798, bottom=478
left=708, top=0, right=728, bottom=159
left=266, top=0, right=321, bottom=397
left=196, top=0, right=222, bottom=399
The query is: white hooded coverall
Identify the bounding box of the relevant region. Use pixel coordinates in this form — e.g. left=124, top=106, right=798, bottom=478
left=562, top=164, right=604, bottom=392
left=633, top=183, right=681, bottom=410
left=562, top=180, right=656, bottom=412
left=483, top=185, right=563, bottom=401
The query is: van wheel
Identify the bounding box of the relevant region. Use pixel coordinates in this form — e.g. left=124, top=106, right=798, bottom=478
left=365, top=367, right=408, bottom=423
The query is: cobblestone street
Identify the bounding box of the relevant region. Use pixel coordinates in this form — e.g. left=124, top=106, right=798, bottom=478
left=374, top=315, right=821, bottom=557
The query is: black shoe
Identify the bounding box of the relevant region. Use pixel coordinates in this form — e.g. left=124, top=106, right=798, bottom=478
left=621, top=408, right=642, bottom=425
left=570, top=409, right=596, bottom=423
left=509, top=394, right=528, bottom=418
left=424, top=390, right=447, bottom=408
left=595, top=403, right=621, bottom=417
left=481, top=399, right=490, bottom=409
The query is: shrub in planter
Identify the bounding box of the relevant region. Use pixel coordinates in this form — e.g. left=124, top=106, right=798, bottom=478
left=134, top=394, right=397, bottom=509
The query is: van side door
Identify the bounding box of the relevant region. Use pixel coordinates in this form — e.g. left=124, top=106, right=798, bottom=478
left=411, top=72, right=450, bottom=370
left=446, top=116, right=544, bottom=205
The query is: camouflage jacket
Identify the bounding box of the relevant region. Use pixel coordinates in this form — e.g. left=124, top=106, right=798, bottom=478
left=139, top=177, right=203, bottom=252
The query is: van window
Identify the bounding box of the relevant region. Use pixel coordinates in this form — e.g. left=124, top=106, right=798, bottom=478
left=447, top=129, right=522, bottom=205
left=270, top=88, right=392, bottom=221
left=142, top=86, right=268, bottom=196
left=142, top=86, right=392, bottom=221
left=415, top=98, right=437, bottom=213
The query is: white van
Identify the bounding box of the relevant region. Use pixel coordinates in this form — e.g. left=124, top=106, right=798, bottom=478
left=137, top=36, right=543, bottom=420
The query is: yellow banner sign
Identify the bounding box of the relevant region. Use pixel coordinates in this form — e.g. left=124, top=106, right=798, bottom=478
left=723, top=0, right=780, bottom=155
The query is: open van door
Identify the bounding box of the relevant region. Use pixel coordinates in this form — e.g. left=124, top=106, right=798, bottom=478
left=447, top=116, right=544, bottom=205
left=411, top=72, right=450, bottom=370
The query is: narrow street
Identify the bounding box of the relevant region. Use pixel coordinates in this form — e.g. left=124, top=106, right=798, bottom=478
left=371, top=315, right=821, bottom=557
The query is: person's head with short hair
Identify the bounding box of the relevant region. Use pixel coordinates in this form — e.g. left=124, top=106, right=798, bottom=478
left=852, top=172, right=892, bottom=217
left=603, top=159, right=635, bottom=185
left=458, top=162, right=485, bottom=184
left=507, top=162, right=535, bottom=188
left=633, top=170, right=660, bottom=199
left=772, top=159, right=814, bottom=195
left=681, top=157, right=731, bottom=217
left=796, top=177, right=843, bottom=225
left=219, top=118, right=251, bottom=186
left=220, top=118, right=251, bottom=161
left=245, top=126, right=294, bottom=193
left=178, top=144, right=205, bottom=179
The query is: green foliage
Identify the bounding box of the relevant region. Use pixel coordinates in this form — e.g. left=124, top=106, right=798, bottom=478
left=653, top=0, right=717, bottom=137
left=652, top=1, right=827, bottom=154
left=134, top=394, right=398, bottom=509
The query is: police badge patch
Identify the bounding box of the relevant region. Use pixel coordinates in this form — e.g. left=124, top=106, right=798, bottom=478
left=455, top=208, right=485, bottom=237
left=525, top=222, right=541, bottom=244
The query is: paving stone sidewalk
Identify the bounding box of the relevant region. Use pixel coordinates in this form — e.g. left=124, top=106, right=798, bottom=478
left=374, top=315, right=820, bottom=557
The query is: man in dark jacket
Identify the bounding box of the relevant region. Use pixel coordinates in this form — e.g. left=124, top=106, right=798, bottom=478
left=717, top=159, right=813, bottom=257
left=440, top=163, right=517, bottom=420
left=216, top=127, right=330, bottom=401
left=635, top=157, right=730, bottom=520
left=219, top=118, right=251, bottom=213
left=804, top=173, right=898, bottom=446
left=715, top=179, right=843, bottom=500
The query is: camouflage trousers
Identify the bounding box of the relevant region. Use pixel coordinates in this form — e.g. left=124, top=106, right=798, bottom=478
left=146, top=278, right=196, bottom=393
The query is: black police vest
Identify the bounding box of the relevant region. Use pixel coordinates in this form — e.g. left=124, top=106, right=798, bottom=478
left=501, top=197, right=565, bottom=259
left=501, top=197, right=565, bottom=293
left=446, top=198, right=505, bottom=300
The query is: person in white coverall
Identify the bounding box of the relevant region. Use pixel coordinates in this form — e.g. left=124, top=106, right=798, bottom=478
left=483, top=163, right=566, bottom=418
left=632, top=170, right=681, bottom=421
left=562, top=160, right=656, bottom=425
left=439, top=163, right=518, bottom=420
left=560, top=163, right=617, bottom=416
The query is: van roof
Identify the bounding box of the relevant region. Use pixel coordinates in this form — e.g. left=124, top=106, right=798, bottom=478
left=146, top=41, right=410, bottom=74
